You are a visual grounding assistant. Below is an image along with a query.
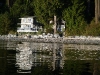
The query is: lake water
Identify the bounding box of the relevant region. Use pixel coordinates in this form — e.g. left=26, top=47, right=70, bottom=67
left=0, top=40, right=100, bottom=75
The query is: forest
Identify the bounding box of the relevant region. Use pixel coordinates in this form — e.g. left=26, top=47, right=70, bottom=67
left=0, top=0, right=100, bottom=36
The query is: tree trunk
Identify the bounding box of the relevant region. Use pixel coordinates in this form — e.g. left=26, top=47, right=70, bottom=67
left=54, top=15, right=56, bottom=34
left=6, top=0, right=9, bottom=7
left=95, top=0, right=98, bottom=24
left=87, top=0, right=90, bottom=14
left=98, top=0, right=100, bottom=21
left=95, top=0, right=100, bottom=24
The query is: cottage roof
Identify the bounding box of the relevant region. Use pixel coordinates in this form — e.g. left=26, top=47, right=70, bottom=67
left=19, top=16, right=36, bottom=19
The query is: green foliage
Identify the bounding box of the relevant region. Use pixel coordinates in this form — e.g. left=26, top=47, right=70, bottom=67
left=85, top=19, right=100, bottom=36
left=0, top=0, right=97, bottom=35
left=9, top=0, right=34, bottom=32
left=33, top=0, right=63, bottom=28
left=0, top=4, right=9, bottom=14
left=37, top=30, right=43, bottom=35
left=62, top=0, right=86, bottom=36
left=10, top=0, right=34, bottom=17
left=0, top=12, right=11, bottom=34
left=46, top=27, right=54, bottom=34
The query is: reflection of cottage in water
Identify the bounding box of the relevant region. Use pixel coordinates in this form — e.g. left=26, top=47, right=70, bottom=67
left=16, top=42, right=32, bottom=73
left=17, top=16, right=43, bottom=33
left=16, top=42, right=64, bottom=73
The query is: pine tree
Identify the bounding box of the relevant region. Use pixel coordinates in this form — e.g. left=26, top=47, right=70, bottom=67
left=33, top=0, right=63, bottom=29
left=62, top=0, right=86, bottom=35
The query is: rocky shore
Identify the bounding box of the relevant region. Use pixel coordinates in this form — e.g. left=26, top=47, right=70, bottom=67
left=63, top=37, right=100, bottom=45
left=0, top=35, right=100, bottom=45
left=0, top=36, right=100, bottom=45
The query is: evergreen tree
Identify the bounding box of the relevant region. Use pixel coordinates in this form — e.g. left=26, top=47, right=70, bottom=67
left=0, top=12, right=11, bottom=34
left=62, top=0, right=86, bottom=35
left=33, top=0, right=63, bottom=29
left=9, top=0, right=34, bottom=32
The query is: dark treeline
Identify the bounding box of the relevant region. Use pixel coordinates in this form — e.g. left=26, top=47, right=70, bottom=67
left=0, top=0, right=100, bottom=36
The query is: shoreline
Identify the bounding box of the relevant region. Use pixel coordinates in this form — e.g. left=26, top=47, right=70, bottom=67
left=0, top=36, right=100, bottom=45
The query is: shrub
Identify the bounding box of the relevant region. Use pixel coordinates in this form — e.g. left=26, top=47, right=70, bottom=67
left=85, top=19, right=100, bottom=36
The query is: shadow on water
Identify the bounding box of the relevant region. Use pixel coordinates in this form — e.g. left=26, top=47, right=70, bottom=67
left=63, top=60, right=100, bottom=75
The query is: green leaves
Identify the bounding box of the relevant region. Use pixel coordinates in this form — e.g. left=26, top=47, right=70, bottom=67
left=0, top=0, right=96, bottom=35
left=33, top=0, right=63, bottom=29
left=0, top=12, right=11, bottom=34
left=62, top=0, right=86, bottom=35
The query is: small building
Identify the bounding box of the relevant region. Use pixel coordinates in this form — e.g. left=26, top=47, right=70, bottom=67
left=49, top=16, right=65, bottom=34
left=57, top=19, right=65, bottom=32
left=17, top=16, right=42, bottom=33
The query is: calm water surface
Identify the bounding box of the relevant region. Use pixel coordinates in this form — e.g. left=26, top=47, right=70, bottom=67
left=0, top=40, right=100, bottom=75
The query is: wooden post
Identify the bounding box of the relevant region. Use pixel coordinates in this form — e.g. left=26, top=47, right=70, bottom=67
left=54, top=15, right=56, bottom=34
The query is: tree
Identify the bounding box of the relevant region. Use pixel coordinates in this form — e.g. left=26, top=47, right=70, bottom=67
left=9, top=0, right=34, bottom=32
left=33, top=0, right=63, bottom=29
left=10, top=0, right=34, bottom=17
left=95, top=0, right=100, bottom=24
left=0, top=1, right=9, bottom=14
left=0, top=12, right=11, bottom=34
left=62, top=0, right=86, bottom=35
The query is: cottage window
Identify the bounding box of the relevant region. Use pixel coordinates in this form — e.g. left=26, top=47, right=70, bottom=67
left=27, top=18, right=32, bottom=23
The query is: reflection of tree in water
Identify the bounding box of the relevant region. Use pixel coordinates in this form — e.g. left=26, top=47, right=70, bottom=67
left=31, top=63, right=61, bottom=75
left=93, top=63, right=100, bottom=75
left=63, top=60, right=100, bottom=75
left=16, top=42, right=64, bottom=75
left=63, top=60, right=90, bottom=75
left=64, top=44, right=100, bottom=75
left=65, top=49, right=100, bottom=60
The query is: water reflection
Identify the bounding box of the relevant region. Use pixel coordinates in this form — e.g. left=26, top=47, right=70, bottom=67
left=16, top=42, right=64, bottom=73
left=0, top=41, right=17, bottom=75
left=0, top=41, right=100, bottom=75
left=64, top=44, right=100, bottom=60
left=16, top=42, right=32, bottom=73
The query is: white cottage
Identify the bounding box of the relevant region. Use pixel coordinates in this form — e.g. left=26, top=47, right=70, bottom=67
left=17, top=16, right=42, bottom=33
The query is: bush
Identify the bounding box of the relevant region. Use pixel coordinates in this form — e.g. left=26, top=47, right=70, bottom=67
left=85, top=19, right=100, bottom=36
left=46, top=27, right=54, bottom=34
